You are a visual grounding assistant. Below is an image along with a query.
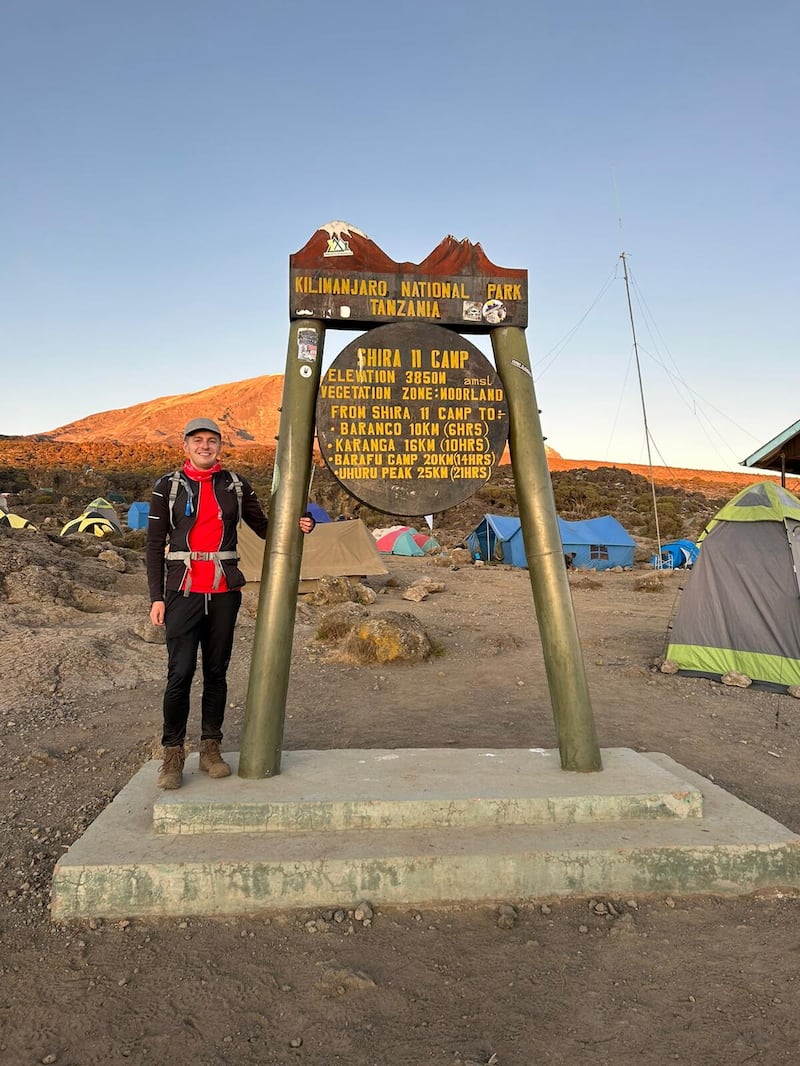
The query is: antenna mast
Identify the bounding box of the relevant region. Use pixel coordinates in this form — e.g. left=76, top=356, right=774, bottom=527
left=620, top=252, right=663, bottom=561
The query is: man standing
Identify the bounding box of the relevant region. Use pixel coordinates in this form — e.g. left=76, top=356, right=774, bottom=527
left=146, top=417, right=314, bottom=789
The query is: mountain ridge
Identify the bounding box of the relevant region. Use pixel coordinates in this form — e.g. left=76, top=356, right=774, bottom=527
left=34, top=374, right=286, bottom=448
left=6, top=373, right=796, bottom=500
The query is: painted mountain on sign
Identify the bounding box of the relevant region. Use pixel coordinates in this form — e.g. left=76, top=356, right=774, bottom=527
left=291, top=221, right=524, bottom=277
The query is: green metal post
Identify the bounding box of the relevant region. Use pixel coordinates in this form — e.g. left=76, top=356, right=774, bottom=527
left=491, top=326, right=602, bottom=772
left=238, top=320, right=325, bottom=778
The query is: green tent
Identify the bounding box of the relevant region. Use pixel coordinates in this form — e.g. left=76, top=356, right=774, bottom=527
left=666, top=481, right=800, bottom=689
left=86, top=498, right=122, bottom=531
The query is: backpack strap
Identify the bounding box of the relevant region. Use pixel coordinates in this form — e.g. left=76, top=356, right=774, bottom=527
left=165, top=549, right=240, bottom=594
left=227, top=471, right=243, bottom=527
left=167, top=470, right=194, bottom=530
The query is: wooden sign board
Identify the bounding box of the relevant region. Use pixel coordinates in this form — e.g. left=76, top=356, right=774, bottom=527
left=317, top=322, right=508, bottom=515
left=291, top=222, right=527, bottom=334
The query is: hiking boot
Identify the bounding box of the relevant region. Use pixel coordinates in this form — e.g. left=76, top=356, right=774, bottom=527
left=157, top=746, right=185, bottom=789
left=199, top=739, right=231, bottom=779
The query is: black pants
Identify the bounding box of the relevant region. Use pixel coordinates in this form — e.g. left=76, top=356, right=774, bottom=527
left=161, top=589, right=242, bottom=747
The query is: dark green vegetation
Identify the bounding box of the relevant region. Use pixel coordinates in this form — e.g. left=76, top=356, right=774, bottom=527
left=0, top=434, right=724, bottom=546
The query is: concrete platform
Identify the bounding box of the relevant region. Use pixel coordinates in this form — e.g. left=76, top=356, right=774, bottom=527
left=152, top=747, right=703, bottom=834
left=50, top=748, right=800, bottom=920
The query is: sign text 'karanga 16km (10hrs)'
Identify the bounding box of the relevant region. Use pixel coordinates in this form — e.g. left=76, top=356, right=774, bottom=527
left=317, top=323, right=509, bottom=515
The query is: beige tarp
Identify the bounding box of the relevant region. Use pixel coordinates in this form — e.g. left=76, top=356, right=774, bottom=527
left=237, top=519, right=388, bottom=583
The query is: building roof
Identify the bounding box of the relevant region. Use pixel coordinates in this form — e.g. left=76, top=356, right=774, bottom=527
left=742, top=419, right=800, bottom=475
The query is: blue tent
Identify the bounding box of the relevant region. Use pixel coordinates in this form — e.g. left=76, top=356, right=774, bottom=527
left=550, top=515, right=635, bottom=571
left=466, top=513, right=635, bottom=571
left=126, top=501, right=150, bottom=529
left=650, top=538, right=699, bottom=569
left=464, top=515, right=526, bottom=567
left=307, top=502, right=332, bottom=523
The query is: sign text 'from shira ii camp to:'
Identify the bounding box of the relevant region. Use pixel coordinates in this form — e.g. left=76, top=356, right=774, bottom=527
left=317, top=322, right=509, bottom=514
left=290, top=222, right=527, bottom=334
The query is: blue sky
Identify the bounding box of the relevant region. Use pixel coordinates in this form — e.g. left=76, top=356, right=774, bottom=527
left=2, top=1, right=797, bottom=472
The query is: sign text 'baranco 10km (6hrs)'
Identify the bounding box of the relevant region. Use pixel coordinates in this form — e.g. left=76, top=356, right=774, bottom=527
left=317, top=323, right=509, bottom=515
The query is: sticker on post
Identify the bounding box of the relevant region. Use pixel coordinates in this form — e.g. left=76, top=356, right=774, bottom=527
left=299, top=364, right=312, bottom=378
left=482, top=299, right=507, bottom=324
left=297, top=328, right=318, bottom=362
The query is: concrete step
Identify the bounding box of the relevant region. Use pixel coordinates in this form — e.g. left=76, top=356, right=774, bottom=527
left=50, top=750, right=800, bottom=921
left=152, top=748, right=703, bottom=835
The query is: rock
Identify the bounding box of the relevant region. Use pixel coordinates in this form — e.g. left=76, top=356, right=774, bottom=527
left=411, top=577, right=445, bottom=593
left=315, top=602, right=369, bottom=641
left=660, top=659, right=680, bottom=674
left=497, top=903, right=517, bottom=929
left=4, top=566, right=60, bottom=604
left=133, top=619, right=167, bottom=644
left=317, top=965, right=376, bottom=991
left=634, top=574, right=664, bottom=593
left=401, top=585, right=428, bottom=602
left=350, top=582, right=378, bottom=605
left=354, top=900, right=374, bottom=922
left=307, top=576, right=359, bottom=606
left=98, top=549, right=126, bottom=572
left=788, top=686, right=800, bottom=699
left=339, top=612, right=432, bottom=664
left=721, top=671, right=752, bottom=688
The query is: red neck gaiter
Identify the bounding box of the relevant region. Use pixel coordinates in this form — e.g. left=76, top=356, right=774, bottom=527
left=184, top=460, right=222, bottom=481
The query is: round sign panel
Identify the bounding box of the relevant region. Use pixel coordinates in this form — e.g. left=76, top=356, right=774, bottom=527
left=317, top=322, right=508, bottom=515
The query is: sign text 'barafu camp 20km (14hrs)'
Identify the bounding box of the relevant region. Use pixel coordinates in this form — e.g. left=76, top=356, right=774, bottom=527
left=293, top=222, right=526, bottom=514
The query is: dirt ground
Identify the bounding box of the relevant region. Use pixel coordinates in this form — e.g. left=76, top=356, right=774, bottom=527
left=2, top=536, right=800, bottom=1066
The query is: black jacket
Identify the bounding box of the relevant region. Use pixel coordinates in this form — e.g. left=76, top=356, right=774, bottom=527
left=145, top=469, right=268, bottom=602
